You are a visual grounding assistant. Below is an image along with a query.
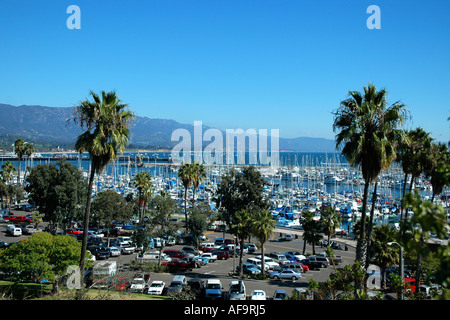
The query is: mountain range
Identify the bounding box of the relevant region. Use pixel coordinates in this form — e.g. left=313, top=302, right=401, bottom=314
left=0, top=103, right=338, bottom=152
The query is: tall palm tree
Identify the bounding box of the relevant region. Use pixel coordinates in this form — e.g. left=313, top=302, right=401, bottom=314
left=134, top=171, right=153, bottom=220
left=178, top=162, right=194, bottom=230
left=333, top=83, right=408, bottom=268
left=14, top=138, right=25, bottom=186
left=191, top=162, right=206, bottom=209
left=251, top=209, right=276, bottom=276
left=73, top=90, right=134, bottom=275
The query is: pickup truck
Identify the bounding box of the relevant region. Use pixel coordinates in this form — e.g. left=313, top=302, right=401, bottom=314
left=119, top=243, right=136, bottom=255
left=129, top=273, right=151, bottom=293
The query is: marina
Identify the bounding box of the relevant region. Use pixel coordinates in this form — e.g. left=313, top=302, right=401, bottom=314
left=2, top=151, right=447, bottom=236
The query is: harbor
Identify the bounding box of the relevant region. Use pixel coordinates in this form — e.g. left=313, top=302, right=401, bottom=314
left=2, top=151, right=447, bottom=237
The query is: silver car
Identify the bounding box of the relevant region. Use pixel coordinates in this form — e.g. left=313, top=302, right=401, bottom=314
left=269, top=269, right=302, bottom=280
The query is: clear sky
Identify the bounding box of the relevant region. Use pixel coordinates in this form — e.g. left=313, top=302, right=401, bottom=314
left=0, top=0, right=449, bottom=142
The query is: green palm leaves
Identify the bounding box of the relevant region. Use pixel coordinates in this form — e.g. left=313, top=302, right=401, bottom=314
left=333, top=83, right=408, bottom=267
left=73, top=90, right=135, bottom=275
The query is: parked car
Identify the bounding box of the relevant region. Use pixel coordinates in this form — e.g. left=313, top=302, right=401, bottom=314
left=244, top=243, right=258, bottom=253
left=268, top=252, right=289, bottom=265
left=254, top=255, right=279, bottom=269
left=167, top=275, right=187, bottom=295
left=269, top=269, right=302, bottom=280
left=228, top=280, right=246, bottom=300
left=129, top=273, right=151, bottom=293
left=108, top=247, right=121, bottom=257
left=187, top=278, right=205, bottom=298
left=285, top=251, right=306, bottom=261
left=273, top=289, right=289, bottom=300
left=237, top=262, right=261, bottom=275
left=204, top=278, right=223, bottom=300
left=21, top=224, right=36, bottom=235
left=201, top=252, right=217, bottom=262
left=119, top=243, right=135, bottom=255
left=147, top=281, right=165, bottom=295
left=211, top=249, right=230, bottom=260
left=11, top=227, right=22, bottom=237
left=91, top=246, right=110, bottom=260
left=274, top=262, right=304, bottom=273
left=250, top=290, right=267, bottom=300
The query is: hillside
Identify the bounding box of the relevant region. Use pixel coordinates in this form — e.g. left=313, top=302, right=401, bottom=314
left=0, top=103, right=337, bottom=152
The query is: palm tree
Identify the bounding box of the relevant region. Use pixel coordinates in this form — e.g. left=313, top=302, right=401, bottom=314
left=1, top=161, right=17, bottom=212
left=191, top=162, right=206, bottom=209
left=14, top=138, right=25, bottom=186
left=72, top=90, right=134, bottom=275
left=333, top=83, right=408, bottom=268
left=232, top=209, right=253, bottom=276
left=251, top=209, right=276, bottom=276
left=23, top=143, right=35, bottom=182
left=134, top=171, right=153, bottom=220
left=425, top=142, right=449, bottom=202
left=178, top=162, right=194, bottom=230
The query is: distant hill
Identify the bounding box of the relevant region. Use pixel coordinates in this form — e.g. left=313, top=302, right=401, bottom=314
left=0, top=103, right=338, bottom=152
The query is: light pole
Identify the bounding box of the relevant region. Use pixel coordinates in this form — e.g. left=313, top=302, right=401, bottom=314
left=387, top=241, right=404, bottom=300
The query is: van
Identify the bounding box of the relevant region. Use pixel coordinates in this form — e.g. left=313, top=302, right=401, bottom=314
left=136, top=251, right=172, bottom=263
left=167, top=275, right=187, bottom=294
left=200, top=242, right=215, bottom=252
left=11, top=227, right=22, bottom=237
left=205, top=278, right=223, bottom=300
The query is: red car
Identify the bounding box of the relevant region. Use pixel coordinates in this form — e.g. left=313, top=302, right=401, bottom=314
left=12, top=216, right=32, bottom=223
left=212, top=250, right=230, bottom=260
left=67, top=229, right=83, bottom=235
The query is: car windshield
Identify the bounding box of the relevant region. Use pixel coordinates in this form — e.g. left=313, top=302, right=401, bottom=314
left=207, top=284, right=221, bottom=289
left=151, top=283, right=163, bottom=288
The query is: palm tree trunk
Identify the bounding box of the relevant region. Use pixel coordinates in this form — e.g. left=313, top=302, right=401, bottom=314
left=79, top=164, right=96, bottom=278
left=400, top=173, right=408, bottom=221
left=365, top=179, right=378, bottom=271
left=184, top=187, right=188, bottom=232
left=357, top=180, right=370, bottom=269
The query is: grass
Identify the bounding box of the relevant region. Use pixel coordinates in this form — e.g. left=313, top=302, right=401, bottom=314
left=0, top=280, right=173, bottom=300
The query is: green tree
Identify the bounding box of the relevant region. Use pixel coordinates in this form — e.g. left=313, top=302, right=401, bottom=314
left=425, top=142, right=450, bottom=202
left=251, top=209, right=276, bottom=276
left=148, top=192, right=180, bottom=266
left=333, top=83, right=408, bottom=268
left=320, top=206, right=341, bottom=247
left=14, top=138, right=25, bottom=186
left=91, top=189, right=133, bottom=244
left=301, top=210, right=323, bottom=255
left=25, top=159, right=87, bottom=230
left=0, top=161, right=17, bottom=211
left=187, top=203, right=212, bottom=252
left=133, top=171, right=153, bottom=220
left=72, top=90, right=135, bottom=276
left=0, top=232, right=92, bottom=294
left=215, top=166, right=268, bottom=234
left=178, top=162, right=194, bottom=230
left=191, top=162, right=206, bottom=210
left=369, top=225, right=400, bottom=289
left=232, top=209, right=253, bottom=275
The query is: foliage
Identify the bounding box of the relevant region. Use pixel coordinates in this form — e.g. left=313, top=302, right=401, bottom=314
left=91, top=189, right=134, bottom=229
left=25, top=159, right=87, bottom=229
left=0, top=233, right=90, bottom=293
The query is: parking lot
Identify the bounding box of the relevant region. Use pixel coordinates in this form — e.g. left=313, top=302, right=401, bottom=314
left=0, top=208, right=357, bottom=299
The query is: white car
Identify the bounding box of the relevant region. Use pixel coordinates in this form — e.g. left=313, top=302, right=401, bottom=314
left=269, top=269, right=302, bottom=280
left=250, top=290, right=266, bottom=300
left=201, top=252, right=217, bottom=262
left=108, top=247, right=121, bottom=257
left=147, top=281, right=165, bottom=295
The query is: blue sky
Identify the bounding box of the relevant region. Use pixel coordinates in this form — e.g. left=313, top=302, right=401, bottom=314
left=0, top=0, right=449, bottom=142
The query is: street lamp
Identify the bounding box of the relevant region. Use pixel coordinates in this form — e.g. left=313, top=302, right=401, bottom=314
left=387, top=241, right=404, bottom=300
